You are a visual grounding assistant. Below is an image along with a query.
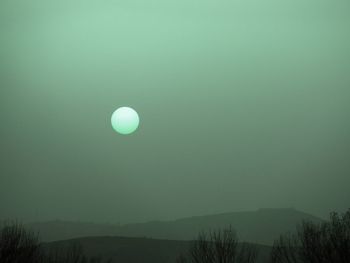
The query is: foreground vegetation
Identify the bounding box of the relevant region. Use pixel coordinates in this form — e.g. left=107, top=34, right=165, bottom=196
left=271, top=209, right=350, bottom=263
left=176, top=226, right=258, bottom=263
left=0, top=222, right=111, bottom=263
left=1, top=209, right=349, bottom=263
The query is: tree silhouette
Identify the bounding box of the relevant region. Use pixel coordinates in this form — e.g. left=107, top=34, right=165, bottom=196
left=177, top=226, right=257, bottom=263
left=0, top=222, right=111, bottom=263
left=0, top=221, right=43, bottom=263
left=271, top=209, right=350, bottom=263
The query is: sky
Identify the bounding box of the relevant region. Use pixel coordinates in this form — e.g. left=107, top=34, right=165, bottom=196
left=0, top=0, right=349, bottom=223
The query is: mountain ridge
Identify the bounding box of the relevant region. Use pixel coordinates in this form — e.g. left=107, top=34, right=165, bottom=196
left=28, top=208, right=323, bottom=245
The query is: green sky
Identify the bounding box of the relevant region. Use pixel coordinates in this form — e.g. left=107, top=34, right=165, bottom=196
left=1, top=0, right=349, bottom=223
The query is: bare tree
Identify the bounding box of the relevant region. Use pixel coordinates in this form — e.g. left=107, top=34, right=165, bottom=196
left=271, top=209, right=350, bottom=263
left=237, top=242, right=258, bottom=263
left=270, top=233, right=300, bottom=263
left=0, top=221, right=43, bottom=263
left=177, top=226, right=258, bottom=263
left=0, top=222, right=111, bottom=263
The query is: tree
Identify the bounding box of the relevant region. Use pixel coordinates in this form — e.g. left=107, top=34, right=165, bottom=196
left=177, top=226, right=258, bottom=263
left=271, top=209, right=350, bottom=263
left=0, top=222, right=111, bottom=263
left=0, top=221, right=43, bottom=263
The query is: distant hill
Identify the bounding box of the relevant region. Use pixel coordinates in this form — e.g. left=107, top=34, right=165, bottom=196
left=43, top=236, right=271, bottom=263
left=29, top=208, right=323, bottom=245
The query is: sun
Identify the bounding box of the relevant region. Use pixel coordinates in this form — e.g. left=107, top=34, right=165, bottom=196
left=111, top=107, right=140, bottom=135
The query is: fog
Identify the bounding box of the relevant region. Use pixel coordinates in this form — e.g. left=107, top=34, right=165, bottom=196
left=1, top=0, right=349, bottom=223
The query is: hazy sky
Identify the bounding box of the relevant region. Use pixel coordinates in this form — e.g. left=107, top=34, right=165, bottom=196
left=1, top=0, right=349, bottom=223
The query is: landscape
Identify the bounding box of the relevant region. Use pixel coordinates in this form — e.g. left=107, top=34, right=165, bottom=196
left=1, top=0, right=349, bottom=262
left=1, top=208, right=350, bottom=262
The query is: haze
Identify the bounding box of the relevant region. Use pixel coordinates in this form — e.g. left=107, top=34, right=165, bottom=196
left=0, top=0, right=349, bottom=224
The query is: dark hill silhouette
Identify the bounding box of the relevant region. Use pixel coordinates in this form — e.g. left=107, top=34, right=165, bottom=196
left=43, top=236, right=271, bottom=263
left=29, top=208, right=323, bottom=245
